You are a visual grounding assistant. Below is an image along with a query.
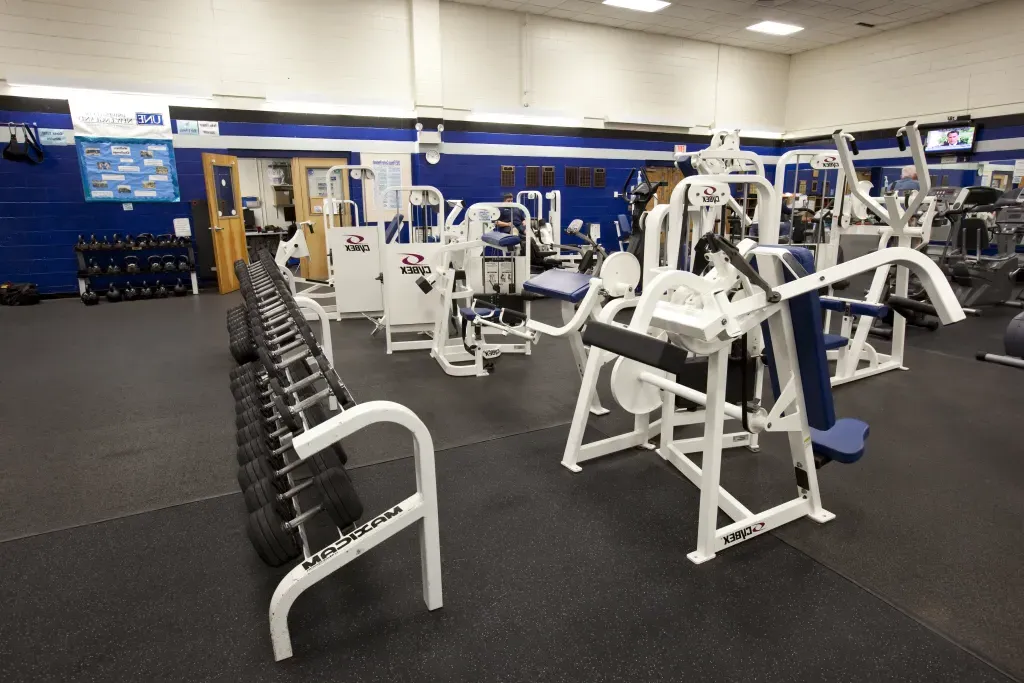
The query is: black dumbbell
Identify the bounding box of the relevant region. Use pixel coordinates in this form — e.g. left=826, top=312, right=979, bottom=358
left=87, top=260, right=102, bottom=275
left=106, top=260, right=121, bottom=275
left=140, top=281, right=154, bottom=299
left=247, top=467, right=363, bottom=566
left=81, top=285, right=99, bottom=306
left=124, top=283, right=138, bottom=302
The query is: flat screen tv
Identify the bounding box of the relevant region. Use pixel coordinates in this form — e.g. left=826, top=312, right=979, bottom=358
left=924, top=125, right=977, bottom=154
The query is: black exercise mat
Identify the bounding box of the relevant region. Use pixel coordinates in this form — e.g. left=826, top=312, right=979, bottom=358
left=0, top=425, right=1007, bottom=683
left=722, top=349, right=1024, bottom=680
left=0, top=294, right=243, bottom=542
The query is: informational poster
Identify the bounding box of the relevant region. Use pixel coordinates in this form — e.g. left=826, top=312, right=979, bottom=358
left=360, top=154, right=412, bottom=222
left=1013, top=159, right=1024, bottom=182
left=70, top=96, right=179, bottom=202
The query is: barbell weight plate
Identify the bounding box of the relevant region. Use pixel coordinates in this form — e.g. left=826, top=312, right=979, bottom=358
left=610, top=357, right=669, bottom=415
left=315, top=467, right=363, bottom=531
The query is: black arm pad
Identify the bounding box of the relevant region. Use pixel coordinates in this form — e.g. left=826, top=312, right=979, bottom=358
left=887, top=296, right=937, bottom=317
left=500, top=309, right=527, bottom=325
left=582, top=322, right=689, bottom=375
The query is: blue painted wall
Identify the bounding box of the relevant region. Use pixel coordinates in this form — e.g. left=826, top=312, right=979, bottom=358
left=3, top=102, right=1023, bottom=294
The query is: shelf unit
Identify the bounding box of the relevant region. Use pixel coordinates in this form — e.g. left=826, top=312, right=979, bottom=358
left=75, top=242, right=199, bottom=297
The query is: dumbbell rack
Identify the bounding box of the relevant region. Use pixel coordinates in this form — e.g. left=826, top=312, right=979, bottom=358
left=74, top=242, right=199, bottom=297
left=269, top=400, right=443, bottom=661
left=235, top=254, right=442, bottom=661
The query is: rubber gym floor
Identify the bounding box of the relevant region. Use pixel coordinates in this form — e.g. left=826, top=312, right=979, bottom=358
left=0, top=294, right=1021, bottom=683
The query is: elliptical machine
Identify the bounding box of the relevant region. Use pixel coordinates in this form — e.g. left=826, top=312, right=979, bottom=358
left=617, top=168, right=667, bottom=267
left=936, top=185, right=1018, bottom=307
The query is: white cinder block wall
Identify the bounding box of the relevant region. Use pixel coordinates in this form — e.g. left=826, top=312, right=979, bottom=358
left=0, top=0, right=414, bottom=106
left=0, top=0, right=791, bottom=133
left=439, top=2, right=790, bottom=132
left=785, top=0, right=1024, bottom=137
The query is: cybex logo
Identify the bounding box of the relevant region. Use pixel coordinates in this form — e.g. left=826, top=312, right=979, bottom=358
left=723, top=521, right=766, bottom=546
left=344, top=234, right=370, bottom=252
left=135, top=113, right=164, bottom=126
left=701, top=186, right=722, bottom=204
left=811, top=153, right=840, bottom=170
left=400, top=253, right=431, bottom=276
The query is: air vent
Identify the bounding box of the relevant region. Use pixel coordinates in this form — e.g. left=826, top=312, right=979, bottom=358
left=579, top=167, right=592, bottom=188
left=501, top=166, right=515, bottom=187
left=565, top=167, right=579, bottom=187
left=526, top=166, right=540, bottom=187
left=542, top=166, right=555, bottom=187
left=594, top=168, right=606, bottom=188
left=856, top=21, right=875, bottom=28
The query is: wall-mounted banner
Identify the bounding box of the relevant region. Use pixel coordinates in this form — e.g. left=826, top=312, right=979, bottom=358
left=70, top=96, right=180, bottom=202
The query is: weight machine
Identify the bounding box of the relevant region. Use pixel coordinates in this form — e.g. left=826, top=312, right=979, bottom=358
left=559, top=170, right=965, bottom=563
left=821, top=121, right=956, bottom=386
left=378, top=185, right=454, bottom=354
left=320, top=164, right=387, bottom=321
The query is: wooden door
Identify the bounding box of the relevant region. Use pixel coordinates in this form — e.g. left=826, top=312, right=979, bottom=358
left=644, top=166, right=684, bottom=209
left=202, top=153, right=247, bottom=294
left=292, top=157, right=350, bottom=281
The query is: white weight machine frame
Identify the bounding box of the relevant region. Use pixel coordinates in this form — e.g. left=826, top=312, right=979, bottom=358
left=421, top=201, right=535, bottom=376
left=561, top=172, right=964, bottom=563
left=321, top=164, right=387, bottom=322
left=824, top=121, right=937, bottom=386
left=274, top=221, right=339, bottom=320
left=380, top=185, right=450, bottom=354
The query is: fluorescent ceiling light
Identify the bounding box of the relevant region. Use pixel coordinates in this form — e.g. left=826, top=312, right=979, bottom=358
left=603, top=0, right=670, bottom=12
left=467, top=112, right=582, bottom=128
left=747, top=20, right=803, bottom=36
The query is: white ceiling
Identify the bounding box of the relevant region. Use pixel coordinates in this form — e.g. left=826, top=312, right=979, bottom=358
left=446, top=0, right=999, bottom=54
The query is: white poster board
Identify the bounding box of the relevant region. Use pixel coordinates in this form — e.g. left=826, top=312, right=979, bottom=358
left=361, top=153, right=412, bottom=223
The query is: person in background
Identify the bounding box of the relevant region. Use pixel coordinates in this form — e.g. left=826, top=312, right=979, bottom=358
left=495, top=192, right=524, bottom=234
left=945, top=129, right=961, bottom=147
left=892, top=165, right=920, bottom=193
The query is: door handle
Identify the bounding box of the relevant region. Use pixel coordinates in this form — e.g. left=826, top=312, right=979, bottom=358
left=210, top=225, right=224, bottom=232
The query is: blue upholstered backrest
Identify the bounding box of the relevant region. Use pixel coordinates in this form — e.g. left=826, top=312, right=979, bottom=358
left=760, top=247, right=837, bottom=431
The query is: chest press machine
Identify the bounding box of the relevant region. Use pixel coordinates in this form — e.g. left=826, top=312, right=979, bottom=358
left=560, top=172, right=965, bottom=563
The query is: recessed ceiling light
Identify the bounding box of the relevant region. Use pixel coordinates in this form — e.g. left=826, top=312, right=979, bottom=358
left=747, top=20, right=804, bottom=36
left=603, top=0, right=671, bottom=12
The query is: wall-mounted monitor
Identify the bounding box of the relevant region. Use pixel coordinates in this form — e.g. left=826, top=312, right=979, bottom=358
left=924, top=125, right=977, bottom=154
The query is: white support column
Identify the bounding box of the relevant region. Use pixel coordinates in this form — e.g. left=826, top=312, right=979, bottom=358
left=409, top=0, right=444, bottom=119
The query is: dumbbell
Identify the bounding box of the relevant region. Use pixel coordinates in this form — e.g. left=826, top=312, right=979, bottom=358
left=236, top=353, right=345, bottom=421
left=247, top=467, right=363, bottom=566
left=237, top=435, right=343, bottom=491
left=234, top=355, right=341, bottom=425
